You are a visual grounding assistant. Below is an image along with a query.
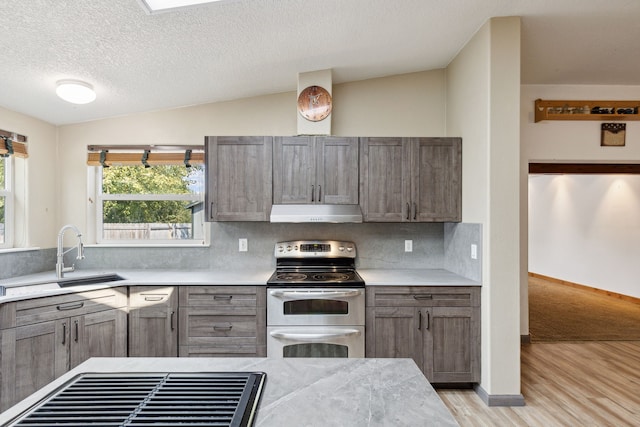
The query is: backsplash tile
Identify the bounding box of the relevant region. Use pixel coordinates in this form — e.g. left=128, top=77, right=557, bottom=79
left=1, top=222, right=481, bottom=281
left=444, top=222, right=482, bottom=282
left=0, top=248, right=56, bottom=280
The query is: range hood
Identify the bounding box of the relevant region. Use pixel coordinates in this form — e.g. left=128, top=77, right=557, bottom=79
left=270, top=204, right=363, bottom=223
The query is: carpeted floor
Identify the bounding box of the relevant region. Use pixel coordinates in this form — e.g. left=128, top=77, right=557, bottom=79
left=528, top=276, right=640, bottom=342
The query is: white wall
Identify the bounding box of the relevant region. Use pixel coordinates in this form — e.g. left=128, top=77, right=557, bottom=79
left=529, top=174, right=640, bottom=298
left=58, top=70, right=446, bottom=241
left=447, top=17, right=522, bottom=400
left=0, top=106, right=57, bottom=248
left=521, top=84, right=640, bottom=333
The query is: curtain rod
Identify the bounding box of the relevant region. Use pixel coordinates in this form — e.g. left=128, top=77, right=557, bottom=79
left=0, top=129, right=28, bottom=142
left=88, top=144, right=203, bottom=152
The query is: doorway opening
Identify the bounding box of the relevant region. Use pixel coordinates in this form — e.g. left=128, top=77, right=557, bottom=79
left=527, top=163, right=640, bottom=342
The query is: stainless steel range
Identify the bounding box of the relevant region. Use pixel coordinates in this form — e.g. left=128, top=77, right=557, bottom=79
left=266, top=240, right=365, bottom=358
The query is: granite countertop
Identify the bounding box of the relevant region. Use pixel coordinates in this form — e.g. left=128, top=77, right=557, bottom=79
left=0, top=357, right=459, bottom=427
left=0, top=268, right=479, bottom=303
left=358, top=268, right=480, bottom=286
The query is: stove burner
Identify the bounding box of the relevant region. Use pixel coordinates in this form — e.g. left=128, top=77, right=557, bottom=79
left=276, top=273, right=308, bottom=281
left=312, top=273, right=351, bottom=282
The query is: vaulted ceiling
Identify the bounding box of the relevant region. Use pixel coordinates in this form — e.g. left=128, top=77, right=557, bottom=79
left=1, top=0, right=639, bottom=125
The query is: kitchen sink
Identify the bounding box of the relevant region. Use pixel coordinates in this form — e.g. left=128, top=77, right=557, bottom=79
left=56, top=273, right=124, bottom=287
left=0, top=273, right=125, bottom=297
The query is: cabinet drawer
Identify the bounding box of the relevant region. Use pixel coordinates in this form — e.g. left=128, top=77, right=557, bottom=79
left=14, top=287, right=128, bottom=327
left=179, top=307, right=257, bottom=343
left=367, top=286, right=479, bottom=307
left=129, top=286, right=176, bottom=308
left=184, top=310, right=258, bottom=336
left=179, top=286, right=264, bottom=308
left=179, top=345, right=265, bottom=358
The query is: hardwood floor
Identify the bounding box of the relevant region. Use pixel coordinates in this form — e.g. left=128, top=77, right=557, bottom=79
left=438, top=341, right=640, bottom=426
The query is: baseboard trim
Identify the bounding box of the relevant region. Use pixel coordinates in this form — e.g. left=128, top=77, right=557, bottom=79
left=529, top=272, right=640, bottom=305
left=474, top=384, right=526, bottom=407
left=521, top=334, right=531, bottom=344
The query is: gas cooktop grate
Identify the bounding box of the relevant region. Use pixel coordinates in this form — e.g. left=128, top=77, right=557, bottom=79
left=8, top=372, right=266, bottom=427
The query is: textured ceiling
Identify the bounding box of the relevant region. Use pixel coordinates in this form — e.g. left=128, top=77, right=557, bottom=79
left=1, top=0, right=639, bottom=125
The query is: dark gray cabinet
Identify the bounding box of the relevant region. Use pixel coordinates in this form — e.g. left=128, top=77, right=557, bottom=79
left=366, top=286, right=480, bottom=384
left=360, top=137, right=461, bottom=222
left=128, top=286, right=178, bottom=357
left=273, top=136, right=359, bottom=204
left=0, top=288, right=128, bottom=411
left=178, top=286, right=266, bottom=357
left=205, top=136, right=273, bottom=221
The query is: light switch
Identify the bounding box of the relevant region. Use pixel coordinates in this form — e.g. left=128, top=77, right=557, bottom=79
left=471, top=244, right=478, bottom=259
left=239, top=238, right=248, bottom=252
left=405, top=240, right=413, bottom=252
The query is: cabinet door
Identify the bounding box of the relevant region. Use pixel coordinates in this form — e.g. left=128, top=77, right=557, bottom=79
left=205, top=136, right=273, bottom=221
left=412, top=137, right=461, bottom=222
left=422, top=306, right=479, bottom=383
left=273, top=136, right=315, bottom=204
left=69, top=309, right=127, bottom=370
left=0, top=320, right=69, bottom=411
left=129, top=287, right=178, bottom=357
left=366, top=306, right=422, bottom=367
left=316, top=136, right=359, bottom=204
left=359, top=137, right=410, bottom=221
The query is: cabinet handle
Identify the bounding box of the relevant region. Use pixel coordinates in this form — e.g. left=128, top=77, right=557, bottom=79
left=413, top=294, right=433, bottom=300
left=406, top=203, right=410, bottom=220
left=170, top=311, right=176, bottom=331
left=413, top=203, right=417, bottom=220
left=210, top=202, right=215, bottom=220
left=425, top=311, right=430, bottom=330
left=318, top=185, right=322, bottom=202
left=62, top=322, right=67, bottom=345
left=213, top=324, right=233, bottom=332
left=57, top=302, right=84, bottom=311
left=213, top=295, right=233, bottom=301
left=144, top=296, right=164, bottom=302
left=311, top=185, right=315, bottom=202
left=418, top=310, right=422, bottom=330
left=74, top=320, right=79, bottom=343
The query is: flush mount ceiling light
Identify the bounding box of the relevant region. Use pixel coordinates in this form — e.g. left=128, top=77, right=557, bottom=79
left=138, top=0, right=228, bottom=14
left=56, top=80, right=96, bottom=104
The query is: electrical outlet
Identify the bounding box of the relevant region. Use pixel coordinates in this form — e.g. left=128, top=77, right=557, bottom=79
left=405, top=240, right=413, bottom=252
left=239, top=238, right=248, bottom=252
left=471, top=244, right=478, bottom=260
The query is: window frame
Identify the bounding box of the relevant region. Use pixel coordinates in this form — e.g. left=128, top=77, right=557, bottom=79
left=0, top=155, right=13, bottom=249
left=92, top=165, right=208, bottom=246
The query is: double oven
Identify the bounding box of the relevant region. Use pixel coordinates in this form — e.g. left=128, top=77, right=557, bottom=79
left=266, top=240, right=365, bottom=358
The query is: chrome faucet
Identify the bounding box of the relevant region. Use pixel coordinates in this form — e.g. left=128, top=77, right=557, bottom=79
left=56, top=224, right=85, bottom=279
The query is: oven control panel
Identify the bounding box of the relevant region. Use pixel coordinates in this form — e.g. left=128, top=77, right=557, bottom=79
left=275, top=240, right=356, bottom=258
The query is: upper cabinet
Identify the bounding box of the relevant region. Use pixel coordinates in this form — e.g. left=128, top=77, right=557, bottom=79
left=273, top=136, right=359, bottom=205
left=205, top=136, right=273, bottom=221
left=360, top=137, right=461, bottom=222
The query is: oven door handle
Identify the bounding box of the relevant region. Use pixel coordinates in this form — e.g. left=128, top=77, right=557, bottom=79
left=269, top=289, right=362, bottom=299
left=270, top=329, right=361, bottom=341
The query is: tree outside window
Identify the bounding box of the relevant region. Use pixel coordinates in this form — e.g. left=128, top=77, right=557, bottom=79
left=98, top=164, right=205, bottom=243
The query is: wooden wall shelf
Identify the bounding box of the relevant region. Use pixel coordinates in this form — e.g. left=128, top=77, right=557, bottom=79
left=534, top=99, right=640, bottom=122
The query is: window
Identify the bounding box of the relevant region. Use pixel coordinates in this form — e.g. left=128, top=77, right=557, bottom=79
left=0, top=155, right=12, bottom=248
left=96, top=164, right=206, bottom=245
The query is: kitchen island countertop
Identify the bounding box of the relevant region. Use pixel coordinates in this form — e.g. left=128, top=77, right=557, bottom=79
left=0, top=357, right=459, bottom=427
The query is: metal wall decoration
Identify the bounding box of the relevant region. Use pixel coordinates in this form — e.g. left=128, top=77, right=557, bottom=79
left=601, top=123, right=626, bottom=147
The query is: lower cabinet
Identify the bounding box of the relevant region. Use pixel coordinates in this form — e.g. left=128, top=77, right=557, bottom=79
left=366, top=286, right=480, bottom=384
left=128, top=286, right=178, bottom=357
left=178, top=286, right=266, bottom=357
left=0, top=287, right=128, bottom=411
